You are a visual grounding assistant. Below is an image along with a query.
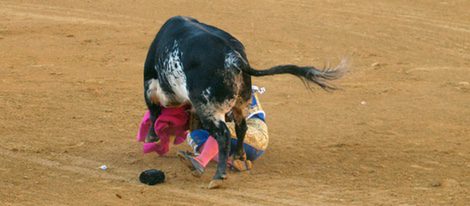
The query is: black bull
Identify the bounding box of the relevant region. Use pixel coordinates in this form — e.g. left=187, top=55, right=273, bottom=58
left=143, top=16, right=347, bottom=188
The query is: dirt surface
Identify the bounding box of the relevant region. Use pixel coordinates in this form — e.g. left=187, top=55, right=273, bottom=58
left=1, top=0, right=469, bottom=205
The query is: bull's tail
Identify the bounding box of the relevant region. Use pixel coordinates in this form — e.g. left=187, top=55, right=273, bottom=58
left=242, top=58, right=348, bottom=91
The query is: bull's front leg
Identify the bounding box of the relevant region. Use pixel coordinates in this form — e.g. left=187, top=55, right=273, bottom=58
left=144, top=80, right=162, bottom=142
left=145, top=106, right=161, bottom=142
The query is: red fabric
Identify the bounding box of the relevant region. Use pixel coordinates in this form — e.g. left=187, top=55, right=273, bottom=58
left=136, top=105, right=190, bottom=156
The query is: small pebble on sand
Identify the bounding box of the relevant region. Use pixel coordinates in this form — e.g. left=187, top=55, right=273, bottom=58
left=99, top=165, right=108, bottom=171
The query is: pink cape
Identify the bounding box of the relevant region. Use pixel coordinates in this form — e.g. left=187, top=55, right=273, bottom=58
left=136, top=105, right=190, bottom=156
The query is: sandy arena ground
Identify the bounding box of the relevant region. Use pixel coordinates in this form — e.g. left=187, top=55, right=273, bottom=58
left=1, top=0, right=469, bottom=205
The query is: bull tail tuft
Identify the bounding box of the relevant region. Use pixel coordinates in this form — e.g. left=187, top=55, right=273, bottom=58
left=242, top=58, right=349, bottom=91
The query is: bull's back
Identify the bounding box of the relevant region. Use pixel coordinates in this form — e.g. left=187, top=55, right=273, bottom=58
left=151, top=16, right=247, bottom=107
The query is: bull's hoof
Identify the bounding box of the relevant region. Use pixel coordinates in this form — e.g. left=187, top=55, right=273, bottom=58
left=208, top=179, right=224, bottom=189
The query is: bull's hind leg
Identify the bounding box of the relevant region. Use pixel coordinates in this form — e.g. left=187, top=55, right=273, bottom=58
left=232, top=82, right=251, bottom=162
left=232, top=105, right=248, bottom=161
left=193, top=107, right=231, bottom=189
left=230, top=97, right=252, bottom=171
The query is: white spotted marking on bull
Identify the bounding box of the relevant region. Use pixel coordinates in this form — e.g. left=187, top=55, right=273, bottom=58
left=223, top=51, right=244, bottom=93
left=202, top=87, right=211, bottom=102
left=147, top=78, right=170, bottom=106
left=162, top=41, right=189, bottom=104
left=224, top=51, right=242, bottom=70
